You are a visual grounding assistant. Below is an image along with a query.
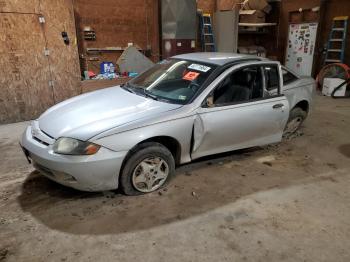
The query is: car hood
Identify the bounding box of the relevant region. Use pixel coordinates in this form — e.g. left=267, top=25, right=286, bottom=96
left=38, top=86, right=182, bottom=141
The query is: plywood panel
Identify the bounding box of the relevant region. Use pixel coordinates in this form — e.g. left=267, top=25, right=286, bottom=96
left=0, top=13, right=54, bottom=123
left=0, top=0, right=40, bottom=13
left=40, top=0, right=81, bottom=103
left=0, top=0, right=83, bottom=123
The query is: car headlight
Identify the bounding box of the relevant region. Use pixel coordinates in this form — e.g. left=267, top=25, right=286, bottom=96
left=53, top=137, right=100, bottom=155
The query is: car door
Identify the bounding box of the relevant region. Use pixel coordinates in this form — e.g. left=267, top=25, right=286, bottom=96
left=191, top=62, right=290, bottom=160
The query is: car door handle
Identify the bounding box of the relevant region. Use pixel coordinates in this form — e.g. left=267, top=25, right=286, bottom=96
left=272, top=103, right=284, bottom=109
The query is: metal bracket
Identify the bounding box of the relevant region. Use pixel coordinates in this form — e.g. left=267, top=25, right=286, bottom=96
left=38, top=15, right=45, bottom=24
left=44, top=48, right=50, bottom=56
left=48, top=80, right=54, bottom=88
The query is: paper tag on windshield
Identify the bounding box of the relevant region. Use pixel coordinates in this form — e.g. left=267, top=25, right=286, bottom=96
left=188, top=64, right=211, bottom=72
left=183, top=71, right=200, bottom=81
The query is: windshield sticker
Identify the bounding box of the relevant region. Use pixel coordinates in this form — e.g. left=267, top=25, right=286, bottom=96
left=178, top=95, right=187, bottom=100
left=188, top=64, right=211, bottom=72
left=183, top=71, right=200, bottom=81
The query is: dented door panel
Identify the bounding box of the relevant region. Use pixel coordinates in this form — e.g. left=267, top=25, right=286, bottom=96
left=191, top=96, right=289, bottom=160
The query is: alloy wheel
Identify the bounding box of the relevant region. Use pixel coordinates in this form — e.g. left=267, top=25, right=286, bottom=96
left=132, top=157, right=169, bottom=193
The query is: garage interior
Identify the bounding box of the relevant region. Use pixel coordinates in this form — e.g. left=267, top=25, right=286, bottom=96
left=1, top=0, right=350, bottom=261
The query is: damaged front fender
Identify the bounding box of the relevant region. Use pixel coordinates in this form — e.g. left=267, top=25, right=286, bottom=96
left=192, top=113, right=205, bottom=153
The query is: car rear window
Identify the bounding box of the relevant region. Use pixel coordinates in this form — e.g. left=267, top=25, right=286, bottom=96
left=282, top=67, right=298, bottom=85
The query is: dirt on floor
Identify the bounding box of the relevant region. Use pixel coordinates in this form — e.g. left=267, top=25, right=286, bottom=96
left=0, top=95, right=350, bottom=262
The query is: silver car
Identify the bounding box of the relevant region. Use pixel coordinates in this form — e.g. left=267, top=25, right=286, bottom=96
left=20, top=53, right=314, bottom=195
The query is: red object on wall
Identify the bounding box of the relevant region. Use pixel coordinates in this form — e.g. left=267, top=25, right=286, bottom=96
left=162, top=39, right=196, bottom=59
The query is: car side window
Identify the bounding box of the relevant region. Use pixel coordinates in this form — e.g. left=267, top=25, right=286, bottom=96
left=212, top=66, right=264, bottom=106
left=282, top=67, right=298, bottom=85
left=263, top=65, right=279, bottom=92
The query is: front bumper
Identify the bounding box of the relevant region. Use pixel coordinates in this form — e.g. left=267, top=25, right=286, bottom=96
left=20, top=125, right=128, bottom=191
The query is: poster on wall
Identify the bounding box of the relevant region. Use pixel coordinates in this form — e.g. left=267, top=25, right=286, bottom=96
left=285, top=23, right=318, bottom=76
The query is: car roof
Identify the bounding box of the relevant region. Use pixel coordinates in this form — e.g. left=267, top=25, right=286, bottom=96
left=172, top=52, right=268, bottom=66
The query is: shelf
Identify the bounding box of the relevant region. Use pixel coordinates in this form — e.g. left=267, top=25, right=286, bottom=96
left=238, top=23, right=277, bottom=34
left=86, top=47, right=125, bottom=52
left=86, top=46, right=143, bottom=53
left=239, top=22, right=277, bottom=27
left=83, top=30, right=96, bottom=41
left=239, top=30, right=269, bottom=34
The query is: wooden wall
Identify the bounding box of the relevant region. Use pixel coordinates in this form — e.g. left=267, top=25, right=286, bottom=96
left=74, top=0, right=220, bottom=75
left=0, top=13, right=53, bottom=123
left=74, top=0, right=160, bottom=74
left=197, top=0, right=216, bottom=14
left=40, top=0, right=82, bottom=102
left=0, top=0, right=81, bottom=124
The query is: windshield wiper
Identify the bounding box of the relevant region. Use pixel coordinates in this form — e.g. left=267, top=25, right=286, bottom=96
left=123, top=83, right=170, bottom=103
left=121, top=82, right=136, bottom=94
left=144, top=90, right=175, bottom=103
left=143, top=89, right=159, bottom=101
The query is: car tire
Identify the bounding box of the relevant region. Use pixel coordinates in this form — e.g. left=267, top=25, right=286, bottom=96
left=120, top=142, right=175, bottom=196
left=283, top=107, right=307, bottom=138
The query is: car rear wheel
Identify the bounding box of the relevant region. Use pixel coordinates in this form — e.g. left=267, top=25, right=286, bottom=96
left=120, top=142, right=175, bottom=195
left=283, top=107, right=307, bottom=138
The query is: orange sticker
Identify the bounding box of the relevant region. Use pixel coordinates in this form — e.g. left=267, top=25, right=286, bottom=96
left=183, top=71, right=200, bottom=81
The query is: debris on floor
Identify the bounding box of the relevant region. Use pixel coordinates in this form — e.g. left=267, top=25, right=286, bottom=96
left=256, top=155, right=276, bottom=164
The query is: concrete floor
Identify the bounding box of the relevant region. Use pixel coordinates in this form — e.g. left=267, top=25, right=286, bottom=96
left=0, top=95, right=350, bottom=262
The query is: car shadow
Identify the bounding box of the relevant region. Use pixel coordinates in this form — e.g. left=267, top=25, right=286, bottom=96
left=339, top=144, right=350, bottom=158
left=17, top=145, right=321, bottom=235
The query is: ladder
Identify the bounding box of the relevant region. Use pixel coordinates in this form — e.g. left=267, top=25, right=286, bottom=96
left=199, top=13, right=216, bottom=52
left=324, top=16, right=348, bottom=64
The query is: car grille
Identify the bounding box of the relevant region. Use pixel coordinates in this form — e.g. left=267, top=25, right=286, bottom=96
left=31, top=122, right=54, bottom=146
left=32, top=136, right=50, bottom=146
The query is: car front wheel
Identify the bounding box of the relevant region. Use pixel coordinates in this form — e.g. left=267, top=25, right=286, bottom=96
left=283, top=107, right=307, bottom=138
left=120, top=142, right=175, bottom=195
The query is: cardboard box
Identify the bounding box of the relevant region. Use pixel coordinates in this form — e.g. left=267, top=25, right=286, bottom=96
left=216, top=0, right=241, bottom=11
left=238, top=46, right=266, bottom=57
left=242, top=0, right=271, bottom=13
left=242, top=0, right=268, bottom=11
left=239, top=10, right=266, bottom=23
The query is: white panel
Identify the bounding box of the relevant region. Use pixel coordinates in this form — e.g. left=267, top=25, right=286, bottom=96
left=213, top=9, right=239, bottom=53
left=285, top=23, right=318, bottom=76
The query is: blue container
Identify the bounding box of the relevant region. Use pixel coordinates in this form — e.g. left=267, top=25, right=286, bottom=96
left=100, top=62, right=115, bottom=74
left=128, top=72, right=138, bottom=78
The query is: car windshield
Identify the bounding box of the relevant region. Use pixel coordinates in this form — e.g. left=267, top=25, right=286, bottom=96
left=127, top=59, right=217, bottom=104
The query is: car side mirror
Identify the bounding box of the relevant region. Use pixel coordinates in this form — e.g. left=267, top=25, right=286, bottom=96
left=205, top=96, right=214, bottom=108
